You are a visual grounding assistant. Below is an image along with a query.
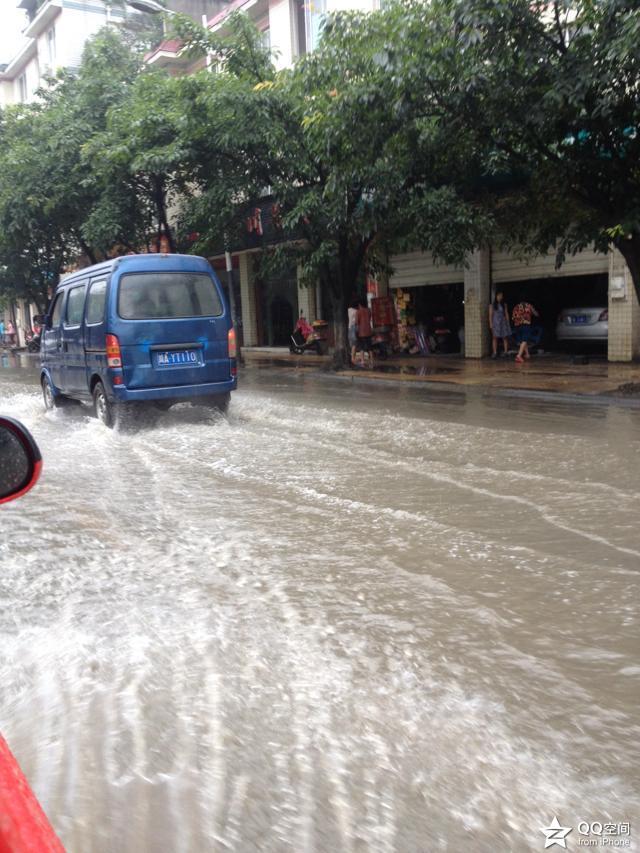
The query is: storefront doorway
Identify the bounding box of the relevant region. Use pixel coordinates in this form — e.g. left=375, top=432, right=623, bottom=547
left=256, top=267, right=298, bottom=346
left=497, top=274, right=608, bottom=351
left=393, top=283, right=465, bottom=354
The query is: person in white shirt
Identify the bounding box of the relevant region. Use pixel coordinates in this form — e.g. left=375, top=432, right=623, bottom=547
left=347, top=300, right=358, bottom=365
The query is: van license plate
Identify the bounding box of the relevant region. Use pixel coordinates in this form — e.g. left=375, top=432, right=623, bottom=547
left=154, top=349, right=200, bottom=367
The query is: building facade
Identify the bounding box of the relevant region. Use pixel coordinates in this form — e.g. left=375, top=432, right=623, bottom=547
left=146, top=0, right=638, bottom=361
left=0, top=0, right=128, bottom=108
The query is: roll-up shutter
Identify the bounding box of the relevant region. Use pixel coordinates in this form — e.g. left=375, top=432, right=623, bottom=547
left=389, top=252, right=465, bottom=289
left=492, top=246, right=609, bottom=283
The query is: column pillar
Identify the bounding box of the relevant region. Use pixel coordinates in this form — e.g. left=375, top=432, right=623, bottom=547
left=239, top=252, right=259, bottom=347
left=315, top=280, right=322, bottom=320
left=463, top=248, right=491, bottom=358
left=608, top=249, right=640, bottom=362
left=297, top=266, right=317, bottom=321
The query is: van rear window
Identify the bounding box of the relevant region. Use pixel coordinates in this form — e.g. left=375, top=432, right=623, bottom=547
left=118, top=273, right=223, bottom=320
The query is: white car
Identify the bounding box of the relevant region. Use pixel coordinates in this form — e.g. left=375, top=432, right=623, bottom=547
left=556, top=306, right=608, bottom=343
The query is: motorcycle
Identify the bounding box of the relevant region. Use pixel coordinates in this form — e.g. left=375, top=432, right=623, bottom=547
left=289, top=320, right=329, bottom=355
left=25, top=328, right=41, bottom=353
left=430, top=315, right=459, bottom=354
left=370, top=326, right=392, bottom=359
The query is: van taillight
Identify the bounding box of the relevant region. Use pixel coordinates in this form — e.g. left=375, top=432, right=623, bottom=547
left=106, top=334, right=122, bottom=368
left=228, top=328, right=237, bottom=359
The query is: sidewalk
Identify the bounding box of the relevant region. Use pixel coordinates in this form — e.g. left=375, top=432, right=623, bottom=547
left=242, top=348, right=640, bottom=400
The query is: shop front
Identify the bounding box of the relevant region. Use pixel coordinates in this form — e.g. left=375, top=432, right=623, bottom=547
left=388, top=252, right=465, bottom=355
left=393, top=283, right=465, bottom=354
left=388, top=245, right=638, bottom=362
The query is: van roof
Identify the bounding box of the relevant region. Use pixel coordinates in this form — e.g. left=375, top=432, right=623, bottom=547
left=57, top=254, right=213, bottom=289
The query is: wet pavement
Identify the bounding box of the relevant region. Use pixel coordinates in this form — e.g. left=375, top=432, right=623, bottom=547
left=0, top=359, right=639, bottom=852
left=241, top=347, right=640, bottom=399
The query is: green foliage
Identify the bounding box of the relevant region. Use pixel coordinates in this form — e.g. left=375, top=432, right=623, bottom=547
left=84, top=68, right=197, bottom=253
left=174, top=12, right=274, bottom=82
left=176, top=7, right=492, bottom=357
left=1, top=0, right=638, bottom=326
left=0, top=28, right=141, bottom=307
left=385, top=0, right=640, bottom=293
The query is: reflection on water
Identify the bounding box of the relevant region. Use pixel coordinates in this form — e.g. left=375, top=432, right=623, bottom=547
left=0, top=349, right=40, bottom=375
left=0, top=370, right=639, bottom=852
left=362, top=363, right=458, bottom=377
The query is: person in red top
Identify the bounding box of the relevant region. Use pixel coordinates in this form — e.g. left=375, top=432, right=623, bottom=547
left=511, top=300, right=539, bottom=363
left=294, top=313, right=313, bottom=341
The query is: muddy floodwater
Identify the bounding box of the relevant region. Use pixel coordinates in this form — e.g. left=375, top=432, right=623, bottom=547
left=1, top=360, right=639, bottom=852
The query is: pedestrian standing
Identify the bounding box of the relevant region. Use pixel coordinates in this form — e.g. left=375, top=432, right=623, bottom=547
left=6, top=321, right=16, bottom=348
left=489, top=291, right=511, bottom=358
left=0, top=319, right=4, bottom=346
left=511, top=299, right=539, bottom=363
left=356, top=299, right=372, bottom=366
left=347, top=300, right=358, bottom=365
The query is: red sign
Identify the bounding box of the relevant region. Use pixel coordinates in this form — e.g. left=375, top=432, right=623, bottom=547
left=371, top=296, right=395, bottom=327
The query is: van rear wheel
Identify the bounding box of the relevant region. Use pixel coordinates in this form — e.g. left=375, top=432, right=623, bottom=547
left=93, top=381, right=115, bottom=428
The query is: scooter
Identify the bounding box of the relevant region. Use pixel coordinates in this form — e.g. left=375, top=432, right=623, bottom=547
left=289, top=321, right=329, bottom=355
left=430, top=315, right=458, bottom=353
left=289, top=329, right=322, bottom=354
left=370, top=326, right=391, bottom=359
left=25, top=329, right=41, bottom=353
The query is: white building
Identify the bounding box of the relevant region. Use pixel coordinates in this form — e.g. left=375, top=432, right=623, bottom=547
left=0, top=0, right=127, bottom=108
left=145, top=0, right=379, bottom=75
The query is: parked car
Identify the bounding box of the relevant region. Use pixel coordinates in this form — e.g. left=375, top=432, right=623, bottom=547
left=40, top=254, right=237, bottom=427
left=556, top=306, right=608, bottom=344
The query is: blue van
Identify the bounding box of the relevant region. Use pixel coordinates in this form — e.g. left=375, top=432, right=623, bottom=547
left=41, top=254, right=237, bottom=427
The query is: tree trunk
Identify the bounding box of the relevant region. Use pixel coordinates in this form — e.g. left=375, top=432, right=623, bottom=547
left=329, top=287, right=349, bottom=370
left=32, top=292, right=46, bottom=315
left=155, top=178, right=177, bottom=254
left=327, top=237, right=373, bottom=370
left=615, top=234, right=640, bottom=306
left=77, top=236, right=97, bottom=266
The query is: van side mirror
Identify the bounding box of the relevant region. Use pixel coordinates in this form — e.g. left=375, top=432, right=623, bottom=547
left=0, top=417, right=42, bottom=504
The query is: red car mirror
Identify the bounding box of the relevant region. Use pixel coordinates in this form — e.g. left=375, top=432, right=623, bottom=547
left=0, top=417, right=42, bottom=505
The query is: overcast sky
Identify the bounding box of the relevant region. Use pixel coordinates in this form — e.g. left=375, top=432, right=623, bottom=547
left=0, top=0, right=28, bottom=65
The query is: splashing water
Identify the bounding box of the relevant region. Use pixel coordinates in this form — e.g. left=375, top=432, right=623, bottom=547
left=1, top=368, right=639, bottom=852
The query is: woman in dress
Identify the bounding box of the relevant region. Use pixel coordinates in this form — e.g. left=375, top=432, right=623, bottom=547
left=489, top=292, right=511, bottom=358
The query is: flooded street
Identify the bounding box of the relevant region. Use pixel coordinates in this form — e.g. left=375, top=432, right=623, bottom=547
left=1, top=359, right=639, bottom=852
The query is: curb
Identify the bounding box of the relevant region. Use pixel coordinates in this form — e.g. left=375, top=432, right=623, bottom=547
left=254, top=365, right=640, bottom=409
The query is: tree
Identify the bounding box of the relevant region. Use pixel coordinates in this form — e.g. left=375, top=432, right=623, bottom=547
left=84, top=68, right=196, bottom=254
left=387, top=0, right=640, bottom=300
left=0, top=28, right=142, bottom=308
left=0, top=106, right=69, bottom=312
left=175, top=11, right=490, bottom=363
